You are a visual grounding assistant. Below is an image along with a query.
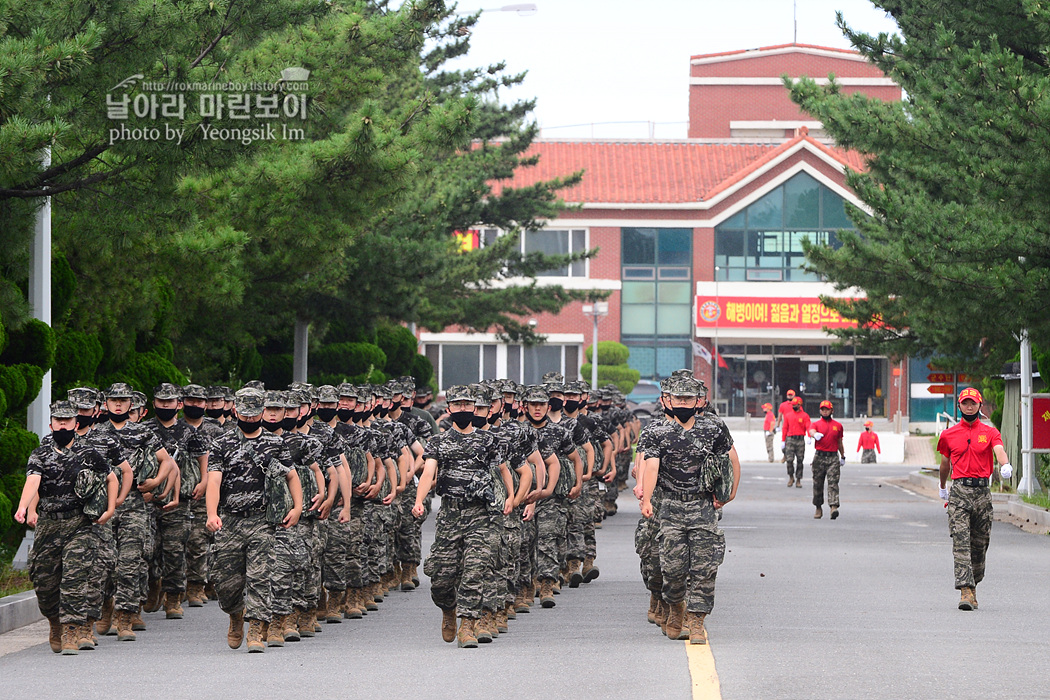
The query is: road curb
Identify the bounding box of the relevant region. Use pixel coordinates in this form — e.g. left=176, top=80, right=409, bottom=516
left=908, top=470, right=1050, bottom=531
left=0, top=590, right=42, bottom=636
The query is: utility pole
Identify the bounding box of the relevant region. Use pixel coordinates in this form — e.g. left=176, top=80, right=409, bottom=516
left=582, top=302, right=608, bottom=388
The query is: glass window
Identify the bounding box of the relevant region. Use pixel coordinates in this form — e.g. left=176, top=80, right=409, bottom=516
left=571, top=230, right=587, bottom=277
left=658, top=267, right=690, bottom=279
left=523, top=345, right=563, bottom=385
left=622, top=267, right=655, bottom=279
left=715, top=229, right=744, bottom=265
left=621, top=305, right=656, bottom=335
left=482, top=345, right=497, bottom=379
left=523, top=229, right=587, bottom=277
left=656, top=306, right=690, bottom=335
left=441, top=345, right=480, bottom=389
left=657, top=229, right=692, bottom=265
left=784, top=171, right=820, bottom=228
left=657, top=282, right=691, bottom=304
left=622, top=228, right=656, bottom=265
left=656, top=346, right=688, bottom=378
left=721, top=210, right=745, bottom=228
left=626, top=345, right=656, bottom=378
left=507, top=344, right=521, bottom=383
left=622, top=281, right=655, bottom=304
left=822, top=189, right=853, bottom=229
left=747, top=188, right=783, bottom=229
left=564, top=346, right=579, bottom=380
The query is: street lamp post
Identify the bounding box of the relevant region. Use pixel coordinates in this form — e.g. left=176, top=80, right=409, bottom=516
left=713, top=266, right=720, bottom=406
left=582, top=302, right=609, bottom=388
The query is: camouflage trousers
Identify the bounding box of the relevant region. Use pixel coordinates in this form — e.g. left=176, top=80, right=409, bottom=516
left=150, top=501, right=191, bottom=593
left=212, top=512, right=274, bottom=622
left=861, top=449, right=877, bottom=464
left=635, top=505, right=663, bottom=594
left=30, top=514, right=101, bottom=625
left=322, top=506, right=354, bottom=592
left=518, top=515, right=538, bottom=589
left=947, top=484, right=993, bottom=589
left=395, top=480, right=426, bottom=566
left=603, top=452, right=631, bottom=506
left=89, top=520, right=117, bottom=619
left=784, top=436, right=806, bottom=481
left=811, top=451, right=841, bottom=509
left=185, top=497, right=212, bottom=586
left=301, top=518, right=326, bottom=607
left=112, top=494, right=151, bottom=613
left=765, top=431, right=775, bottom=462
left=501, top=511, right=523, bottom=607
left=271, top=523, right=310, bottom=615
left=360, top=500, right=387, bottom=586
left=656, top=492, right=726, bottom=614
left=424, top=501, right=492, bottom=618
left=535, top=496, right=568, bottom=581
left=582, top=479, right=600, bottom=558
left=566, top=490, right=589, bottom=561
left=481, top=509, right=506, bottom=612
left=383, top=498, right=398, bottom=576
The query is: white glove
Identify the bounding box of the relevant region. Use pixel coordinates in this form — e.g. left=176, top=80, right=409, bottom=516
left=939, top=487, right=949, bottom=501
left=839, top=455, right=845, bottom=467
left=805, top=436, right=814, bottom=446
left=1000, top=463, right=1013, bottom=480
left=780, top=441, right=786, bottom=450
left=813, top=432, right=824, bottom=440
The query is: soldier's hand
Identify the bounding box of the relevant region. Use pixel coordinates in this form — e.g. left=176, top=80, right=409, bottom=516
left=142, top=491, right=154, bottom=503
left=603, top=469, right=616, bottom=484
left=366, top=484, right=382, bottom=499
left=27, top=510, right=38, bottom=528
left=162, top=496, right=179, bottom=511
left=839, top=455, right=846, bottom=467
left=412, top=503, right=425, bottom=518
left=282, top=508, right=301, bottom=528
left=813, top=432, right=824, bottom=441
left=569, top=485, right=581, bottom=499
left=780, top=441, right=786, bottom=450
left=207, top=515, right=223, bottom=532
left=382, top=492, right=395, bottom=505
left=522, top=503, right=535, bottom=521
left=1000, top=463, right=1013, bottom=480
left=191, top=482, right=207, bottom=500
left=633, top=483, right=644, bottom=500
left=96, top=509, right=114, bottom=525
left=338, top=507, right=350, bottom=524
left=310, top=493, right=325, bottom=512
left=503, top=499, right=514, bottom=516
left=640, top=501, right=654, bottom=519
left=939, top=487, right=949, bottom=501
left=14, top=506, right=26, bottom=524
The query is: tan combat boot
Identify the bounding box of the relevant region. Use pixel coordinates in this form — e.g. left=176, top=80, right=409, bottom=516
left=298, top=610, right=316, bottom=638
left=144, top=578, right=163, bottom=613
left=364, top=585, right=379, bottom=611
left=689, top=612, right=708, bottom=645
left=515, top=586, right=530, bottom=613
left=457, top=617, right=478, bottom=648
left=441, top=607, right=457, bottom=643
left=787, top=476, right=794, bottom=487
left=526, top=580, right=537, bottom=608
left=342, top=590, right=363, bottom=620
left=539, top=579, right=556, bottom=608
left=164, top=592, right=184, bottom=619
left=972, top=586, right=979, bottom=609
left=227, top=610, right=245, bottom=649
left=400, top=563, right=415, bottom=591
left=582, top=557, right=600, bottom=583
left=408, top=562, right=420, bottom=587
left=130, top=604, right=146, bottom=631
left=325, top=590, right=345, bottom=623
left=115, top=611, right=136, bottom=642
left=476, top=611, right=494, bottom=643
left=246, top=619, right=266, bottom=652
left=267, top=615, right=285, bottom=647
left=77, top=622, right=96, bottom=650
left=567, top=559, right=583, bottom=588
left=647, top=593, right=660, bottom=624
left=392, top=563, right=403, bottom=591
left=505, top=601, right=517, bottom=621
left=959, top=587, right=976, bottom=611
left=654, top=600, right=669, bottom=629
left=61, top=624, right=79, bottom=655
left=664, top=601, right=686, bottom=640
left=495, top=608, right=509, bottom=634
left=373, top=581, right=386, bottom=603
left=814, top=506, right=823, bottom=519
left=186, top=583, right=205, bottom=608
left=96, top=597, right=115, bottom=636
left=48, top=617, right=62, bottom=653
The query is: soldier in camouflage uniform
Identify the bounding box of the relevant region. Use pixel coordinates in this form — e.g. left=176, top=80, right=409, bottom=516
left=633, top=381, right=671, bottom=626
left=414, top=385, right=506, bottom=648
left=206, top=390, right=303, bottom=653
left=560, top=381, right=609, bottom=586
left=394, top=378, right=433, bottom=590
left=15, top=401, right=118, bottom=654
left=186, top=385, right=228, bottom=606
left=640, top=374, right=739, bottom=645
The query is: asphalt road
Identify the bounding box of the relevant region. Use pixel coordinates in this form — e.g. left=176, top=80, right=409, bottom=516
left=3, top=461, right=1049, bottom=700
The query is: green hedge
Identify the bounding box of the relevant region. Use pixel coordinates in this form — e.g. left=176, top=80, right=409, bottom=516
left=584, top=341, right=630, bottom=366
left=53, top=329, right=104, bottom=394
left=311, top=342, right=387, bottom=379
left=0, top=319, right=55, bottom=372
left=376, top=325, right=417, bottom=376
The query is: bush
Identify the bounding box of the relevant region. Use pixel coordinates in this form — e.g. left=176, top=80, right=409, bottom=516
left=0, top=319, right=56, bottom=372
left=580, top=363, right=641, bottom=384
left=14, top=364, right=43, bottom=412
left=114, top=351, right=188, bottom=398
left=584, top=341, right=630, bottom=367
left=312, top=342, right=387, bottom=379
left=53, top=330, right=104, bottom=393
left=0, top=366, right=26, bottom=411
left=410, top=353, right=434, bottom=386
left=0, top=425, right=39, bottom=477
left=376, top=324, right=418, bottom=376
left=52, top=250, right=77, bottom=322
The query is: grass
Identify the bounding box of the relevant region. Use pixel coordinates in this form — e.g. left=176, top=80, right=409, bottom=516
left=1021, top=491, right=1050, bottom=511
left=0, top=561, right=33, bottom=599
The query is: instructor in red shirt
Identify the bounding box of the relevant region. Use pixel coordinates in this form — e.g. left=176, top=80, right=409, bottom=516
left=936, top=387, right=1012, bottom=611
left=781, top=396, right=813, bottom=488
left=811, top=400, right=845, bottom=519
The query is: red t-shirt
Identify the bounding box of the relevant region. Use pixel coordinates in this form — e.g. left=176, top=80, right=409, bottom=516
left=936, top=419, right=1003, bottom=479
left=857, top=431, right=880, bottom=452
left=763, top=411, right=775, bottom=431
left=777, top=400, right=793, bottom=424
left=782, top=409, right=811, bottom=438
left=812, top=417, right=843, bottom=452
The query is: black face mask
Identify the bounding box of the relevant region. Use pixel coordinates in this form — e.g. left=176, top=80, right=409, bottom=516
left=507, top=407, right=519, bottom=419
left=527, top=414, right=547, bottom=427
left=375, top=406, right=389, bottom=418
left=670, top=406, right=696, bottom=422
left=548, top=397, right=564, bottom=412
left=792, top=405, right=801, bottom=411
left=155, top=406, right=179, bottom=422
left=960, top=409, right=980, bottom=422
left=76, top=415, right=93, bottom=430
left=108, top=411, right=130, bottom=424
left=316, top=407, right=338, bottom=423
left=206, top=408, right=224, bottom=419
left=354, top=410, right=369, bottom=422
left=337, top=408, right=354, bottom=422
left=450, top=411, right=475, bottom=429
left=281, top=417, right=298, bottom=431
left=662, top=406, right=674, bottom=417
left=223, top=409, right=232, bottom=419
left=238, top=419, right=262, bottom=434
left=563, top=400, right=581, bottom=413
left=470, top=415, right=488, bottom=428
left=53, top=428, right=76, bottom=448
left=296, top=414, right=310, bottom=428
left=183, top=405, right=206, bottom=420
left=487, top=412, right=500, bottom=425
left=260, top=419, right=282, bottom=432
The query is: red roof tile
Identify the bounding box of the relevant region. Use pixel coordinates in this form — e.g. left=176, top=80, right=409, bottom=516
left=690, top=42, right=863, bottom=61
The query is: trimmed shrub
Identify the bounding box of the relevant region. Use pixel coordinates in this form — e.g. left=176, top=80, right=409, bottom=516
left=0, top=319, right=56, bottom=372
left=312, top=342, right=387, bottom=379
left=0, top=366, right=26, bottom=411
left=120, top=351, right=188, bottom=398
left=14, top=364, right=43, bottom=412
left=0, top=425, right=39, bottom=477
left=410, top=354, right=434, bottom=386
left=376, top=325, right=417, bottom=376
left=584, top=341, right=630, bottom=367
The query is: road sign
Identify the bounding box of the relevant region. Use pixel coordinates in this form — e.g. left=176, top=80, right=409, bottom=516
left=927, top=384, right=955, bottom=394
left=926, top=373, right=970, bottom=383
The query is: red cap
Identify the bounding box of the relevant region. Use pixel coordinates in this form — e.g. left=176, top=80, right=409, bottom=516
left=819, top=400, right=833, bottom=410
left=792, top=396, right=803, bottom=405
left=958, top=387, right=983, bottom=403
left=762, top=403, right=773, bottom=411
left=863, top=420, right=874, bottom=427
left=786, top=390, right=796, bottom=397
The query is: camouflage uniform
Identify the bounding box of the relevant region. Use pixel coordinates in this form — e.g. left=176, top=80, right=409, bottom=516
left=533, top=412, right=575, bottom=583
left=26, top=426, right=110, bottom=625
left=396, top=387, right=433, bottom=571
left=861, top=449, right=877, bottom=464
left=188, top=386, right=229, bottom=592
left=947, top=484, right=993, bottom=589
left=268, top=392, right=312, bottom=618
left=811, top=451, right=841, bottom=509
left=633, top=418, right=664, bottom=594
left=421, top=393, right=503, bottom=619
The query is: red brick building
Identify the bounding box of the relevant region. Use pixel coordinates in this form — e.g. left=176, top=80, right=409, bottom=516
left=421, top=44, right=909, bottom=420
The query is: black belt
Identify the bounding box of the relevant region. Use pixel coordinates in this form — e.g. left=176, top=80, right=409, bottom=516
left=657, top=489, right=709, bottom=502
left=41, top=509, right=82, bottom=520
left=955, top=477, right=988, bottom=487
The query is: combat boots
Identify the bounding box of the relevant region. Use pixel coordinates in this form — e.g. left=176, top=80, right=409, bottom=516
left=298, top=610, right=316, bottom=638
left=505, top=601, right=517, bottom=621
left=48, top=617, right=62, bottom=653
left=227, top=610, right=244, bottom=649
left=441, top=607, right=457, bottom=643
left=77, top=622, right=96, bottom=650
left=457, top=617, right=478, bottom=648
left=495, top=608, right=509, bottom=634
left=324, top=590, right=345, bottom=623
left=513, top=589, right=528, bottom=614
left=582, top=557, right=600, bottom=583
left=144, top=578, right=163, bottom=613
left=186, top=583, right=205, bottom=608
left=115, top=611, right=136, bottom=642
left=282, top=612, right=301, bottom=642
left=409, top=562, right=420, bottom=587
left=130, top=604, right=146, bottom=631
left=267, top=615, right=285, bottom=647
left=787, top=477, right=795, bottom=487
left=61, top=624, right=79, bottom=655
left=567, top=559, right=583, bottom=588
left=246, top=619, right=266, bottom=652
left=654, top=600, right=669, bottom=629
left=959, top=587, right=977, bottom=611
left=364, top=586, right=379, bottom=611
left=688, top=612, right=708, bottom=645
left=400, top=563, right=416, bottom=591
left=476, top=611, right=494, bottom=643
left=647, top=593, right=660, bottom=624
left=664, top=602, right=686, bottom=640
left=539, top=579, right=556, bottom=608
left=164, top=592, right=184, bottom=619
left=342, top=590, right=363, bottom=619
left=814, top=506, right=823, bottom=519
left=830, top=506, right=839, bottom=520
left=96, top=597, right=114, bottom=636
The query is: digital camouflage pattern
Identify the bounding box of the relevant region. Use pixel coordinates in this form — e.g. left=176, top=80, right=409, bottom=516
left=656, top=496, right=725, bottom=614
left=784, top=435, right=806, bottom=482
left=211, top=513, right=275, bottom=622
left=644, top=415, right=733, bottom=496
left=423, top=429, right=502, bottom=504
left=25, top=439, right=112, bottom=515
left=29, top=514, right=101, bottom=625
left=207, top=430, right=292, bottom=516
left=424, top=502, right=491, bottom=618
left=947, top=483, right=993, bottom=589
left=811, top=450, right=840, bottom=508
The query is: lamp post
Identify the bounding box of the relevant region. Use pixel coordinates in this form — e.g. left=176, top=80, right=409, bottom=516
left=713, top=266, right=720, bottom=406
left=582, top=302, right=609, bottom=388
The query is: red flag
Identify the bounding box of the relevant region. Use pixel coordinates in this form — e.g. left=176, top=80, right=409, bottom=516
left=716, top=349, right=728, bottom=369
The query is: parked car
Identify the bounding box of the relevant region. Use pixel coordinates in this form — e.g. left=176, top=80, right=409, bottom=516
left=626, top=380, right=661, bottom=405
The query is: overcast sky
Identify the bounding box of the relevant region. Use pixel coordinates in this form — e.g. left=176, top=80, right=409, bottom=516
left=447, top=0, right=899, bottom=139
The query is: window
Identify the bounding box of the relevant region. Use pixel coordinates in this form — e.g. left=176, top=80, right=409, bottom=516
left=441, top=344, right=481, bottom=389
left=515, top=344, right=581, bottom=385
left=523, top=229, right=587, bottom=277
left=715, top=173, right=857, bottom=282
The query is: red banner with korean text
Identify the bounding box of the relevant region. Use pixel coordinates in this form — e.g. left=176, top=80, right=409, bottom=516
left=695, top=297, right=857, bottom=330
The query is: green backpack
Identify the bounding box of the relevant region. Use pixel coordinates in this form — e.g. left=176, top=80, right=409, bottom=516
left=172, top=446, right=202, bottom=500
left=75, top=469, right=109, bottom=521
left=264, top=460, right=294, bottom=526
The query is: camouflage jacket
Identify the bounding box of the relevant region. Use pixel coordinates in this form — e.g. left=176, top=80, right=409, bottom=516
left=26, top=437, right=112, bottom=515
left=143, top=417, right=209, bottom=499
left=208, top=429, right=292, bottom=517
left=535, top=420, right=576, bottom=496
left=645, top=414, right=733, bottom=496
left=93, top=421, right=164, bottom=499
left=423, top=428, right=502, bottom=504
